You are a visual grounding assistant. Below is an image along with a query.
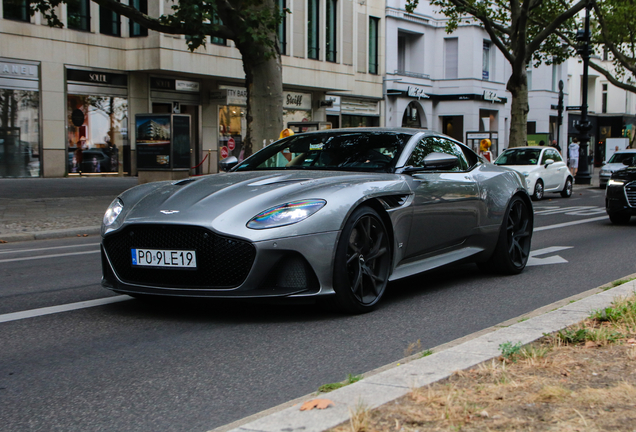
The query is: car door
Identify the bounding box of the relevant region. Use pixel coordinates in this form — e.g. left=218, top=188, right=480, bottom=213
left=548, top=149, right=569, bottom=188
left=404, top=136, right=480, bottom=259
left=541, top=149, right=565, bottom=189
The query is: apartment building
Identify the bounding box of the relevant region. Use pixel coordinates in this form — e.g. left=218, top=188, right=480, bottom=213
left=0, top=0, right=384, bottom=178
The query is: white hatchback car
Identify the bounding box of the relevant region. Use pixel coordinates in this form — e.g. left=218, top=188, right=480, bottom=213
left=494, top=146, right=573, bottom=200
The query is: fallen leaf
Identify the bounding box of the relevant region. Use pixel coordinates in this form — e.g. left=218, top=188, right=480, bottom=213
left=479, top=410, right=489, bottom=418
left=584, top=341, right=598, bottom=348
left=627, top=338, right=636, bottom=345
left=300, top=399, right=334, bottom=411
left=561, top=370, right=569, bottom=377
left=0, top=240, right=7, bottom=243
left=83, top=234, right=88, bottom=237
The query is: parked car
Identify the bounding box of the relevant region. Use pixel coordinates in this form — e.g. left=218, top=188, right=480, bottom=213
left=494, top=146, right=572, bottom=201
left=605, top=158, right=636, bottom=224
left=101, top=128, right=533, bottom=313
left=598, top=149, right=636, bottom=189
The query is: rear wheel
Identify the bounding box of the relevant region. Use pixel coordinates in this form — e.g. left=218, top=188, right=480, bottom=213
left=332, top=206, right=391, bottom=313
left=479, top=195, right=533, bottom=275
left=531, top=180, right=544, bottom=201
left=560, top=177, right=573, bottom=198
left=609, top=212, right=631, bottom=225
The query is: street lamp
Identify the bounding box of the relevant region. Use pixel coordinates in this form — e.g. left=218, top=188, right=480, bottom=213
left=574, top=0, right=593, bottom=185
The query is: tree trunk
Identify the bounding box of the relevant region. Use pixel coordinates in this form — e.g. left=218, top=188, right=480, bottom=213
left=238, top=49, right=283, bottom=158
left=506, top=67, right=529, bottom=148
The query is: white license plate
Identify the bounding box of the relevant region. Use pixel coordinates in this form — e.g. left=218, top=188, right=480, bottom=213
left=131, top=248, right=197, bottom=268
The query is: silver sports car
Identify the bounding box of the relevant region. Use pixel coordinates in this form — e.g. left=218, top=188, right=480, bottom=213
left=101, top=128, right=533, bottom=313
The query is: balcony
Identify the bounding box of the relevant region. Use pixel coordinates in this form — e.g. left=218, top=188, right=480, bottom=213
left=394, top=70, right=430, bottom=79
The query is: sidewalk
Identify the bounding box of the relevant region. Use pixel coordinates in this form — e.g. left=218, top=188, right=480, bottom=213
left=0, top=177, right=138, bottom=242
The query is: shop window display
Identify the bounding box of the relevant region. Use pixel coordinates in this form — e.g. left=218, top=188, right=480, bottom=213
left=67, top=95, right=127, bottom=174
left=0, top=89, right=40, bottom=177
left=219, top=105, right=246, bottom=160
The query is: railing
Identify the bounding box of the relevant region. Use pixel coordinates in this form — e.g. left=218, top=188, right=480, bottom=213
left=394, top=70, right=430, bottom=79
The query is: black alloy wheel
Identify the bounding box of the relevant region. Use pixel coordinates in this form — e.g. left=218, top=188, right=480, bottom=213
left=333, top=206, right=391, bottom=313
left=560, top=177, right=573, bottom=198
left=479, top=195, right=533, bottom=275
left=531, top=180, right=544, bottom=201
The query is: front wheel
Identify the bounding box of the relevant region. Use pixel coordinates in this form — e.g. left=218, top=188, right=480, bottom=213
left=560, top=177, right=573, bottom=198
left=332, top=206, right=391, bottom=313
left=609, top=212, right=631, bottom=225
left=478, top=195, right=533, bottom=275
left=531, top=180, right=544, bottom=201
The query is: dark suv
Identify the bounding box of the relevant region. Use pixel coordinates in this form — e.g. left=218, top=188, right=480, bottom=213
left=605, top=160, right=636, bottom=224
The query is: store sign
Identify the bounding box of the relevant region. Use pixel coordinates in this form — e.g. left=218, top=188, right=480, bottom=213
left=325, top=95, right=341, bottom=112
left=407, top=86, right=429, bottom=99
left=341, top=98, right=380, bottom=115
left=175, top=80, right=200, bottom=92
left=1, top=62, right=38, bottom=79
left=467, top=133, right=498, bottom=140
left=218, top=85, right=248, bottom=106
left=67, top=69, right=128, bottom=87
left=483, top=91, right=501, bottom=103
left=283, top=91, right=312, bottom=110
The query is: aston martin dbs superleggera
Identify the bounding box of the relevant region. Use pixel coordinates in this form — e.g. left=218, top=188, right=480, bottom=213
left=101, top=128, right=533, bottom=313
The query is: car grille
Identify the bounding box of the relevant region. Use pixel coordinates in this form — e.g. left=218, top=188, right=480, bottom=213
left=626, top=182, right=636, bottom=207
left=102, top=224, right=256, bottom=289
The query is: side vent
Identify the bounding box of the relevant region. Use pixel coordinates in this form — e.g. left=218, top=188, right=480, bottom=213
left=173, top=178, right=199, bottom=186
left=379, top=194, right=410, bottom=209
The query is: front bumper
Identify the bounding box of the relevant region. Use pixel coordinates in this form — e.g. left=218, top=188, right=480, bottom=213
left=101, top=224, right=339, bottom=298
left=605, top=181, right=636, bottom=216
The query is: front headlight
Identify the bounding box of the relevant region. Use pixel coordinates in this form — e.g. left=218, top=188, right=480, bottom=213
left=247, top=199, right=326, bottom=229
left=608, top=179, right=626, bottom=187
left=522, top=172, right=530, bottom=177
left=103, top=198, right=124, bottom=226
left=600, top=169, right=610, bottom=175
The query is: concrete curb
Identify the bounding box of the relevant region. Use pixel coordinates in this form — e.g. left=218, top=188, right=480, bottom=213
left=0, top=226, right=101, bottom=243
left=220, top=280, right=636, bottom=432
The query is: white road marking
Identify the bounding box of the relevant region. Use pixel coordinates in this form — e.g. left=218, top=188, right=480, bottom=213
left=535, top=206, right=606, bottom=216
left=0, top=296, right=130, bottom=324
left=527, top=246, right=573, bottom=266
left=0, top=250, right=100, bottom=264
left=0, top=243, right=100, bottom=255
left=534, top=216, right=608, bottom=232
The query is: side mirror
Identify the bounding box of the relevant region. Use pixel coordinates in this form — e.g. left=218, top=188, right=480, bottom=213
left=403, top=152, right=459, bottom=173
left=219, top=156, right=238, bottom=172
left=544, top=159, right=554, bottom=167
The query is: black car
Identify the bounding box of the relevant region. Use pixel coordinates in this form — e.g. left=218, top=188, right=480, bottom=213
left=605, top=159, right=636, bottom=224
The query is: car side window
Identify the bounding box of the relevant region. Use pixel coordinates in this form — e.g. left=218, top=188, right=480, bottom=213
left=540, top=150, right=551, bottom=164
left=407, top=137, right=469, bottom=171
left=550, top=149, right=563, bottom=162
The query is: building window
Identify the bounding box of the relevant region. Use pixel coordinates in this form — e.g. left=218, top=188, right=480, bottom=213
left=326, top=0, right=337, bottom=62
left=526, top=69, right=532, bottom=90
left=552, top=62, right=558, bottom=92
left=129, top=0, right=148, bottom=37
left=527, top=121, right=536, bottom=134
left=211, top=13, right=226, bottom=45
left=397, top=35, right=406, bottom=73
left=603, top=47, right=609, bottom=61
left=602, top=83, right=608, bottom=113
left=482, top=41, right=490, bottom=80
left=369, top=17, right=379, bottom=75
left=277, top=0, right=286, bottom=54
left=0, top=88, right=40, bottom=177
left=100, top=3, right=121, bottom=36
left=3, top=0, right=30, bottom=22
left=444, top=38, right=458, bottom=79
left=67, top=0, right=90, bottom=31
left=307, top=0, right=319, bottom=59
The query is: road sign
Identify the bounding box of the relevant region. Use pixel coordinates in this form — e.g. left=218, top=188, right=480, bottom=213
left=220, top=146, right=229, bottom=159
left=551, top=104, right=560, bottom=110
left=566, top=106, right=581, bottom=111
left=227, top=137, right=235, bottom=151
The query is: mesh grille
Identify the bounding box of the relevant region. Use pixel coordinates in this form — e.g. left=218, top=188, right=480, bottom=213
left=626, top=182, right=636, bottom=207
left=103, top=224, right=255, bottom=289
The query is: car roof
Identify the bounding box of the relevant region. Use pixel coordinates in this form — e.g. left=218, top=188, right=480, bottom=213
left=614, top=149, right=636, bottom=153
left=295, top=127, right=436, bottom=136
left=502, top=146, right=547, bottom=151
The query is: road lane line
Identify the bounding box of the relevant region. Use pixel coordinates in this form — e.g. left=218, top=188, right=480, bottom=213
left=535, top=216, right=608, bottom=232
left=0, top=250, right=100, bottom=263
left=0, top=243, right=100, bottom=255
left=0, top=296, right=130, bottom=324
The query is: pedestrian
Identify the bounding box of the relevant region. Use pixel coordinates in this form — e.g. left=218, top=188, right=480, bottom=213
left=551, top=139, right=561, bottom=153
left=539, top=140, right=545, bottom=146
left=568, top=137, right=580, bottom=178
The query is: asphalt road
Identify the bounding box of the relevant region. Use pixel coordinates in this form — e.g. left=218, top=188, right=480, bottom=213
left=1, top=186, right=635, bottom=432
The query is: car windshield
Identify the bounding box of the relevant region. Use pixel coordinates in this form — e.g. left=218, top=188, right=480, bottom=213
left=608, top=152, right=636, bottom=164
left=494, top=148, right=542, bottom=166
left=234, top=131, right=412, bottom=173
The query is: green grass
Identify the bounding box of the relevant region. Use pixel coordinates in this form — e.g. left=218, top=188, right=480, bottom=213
left=420, top=349, right=433, bottom=358
left=499, top=341, right=523, bottom=361
left=318, top=373, right=363, bottom=393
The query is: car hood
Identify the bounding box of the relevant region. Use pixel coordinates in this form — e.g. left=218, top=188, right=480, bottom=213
left=110, top=170, right=409, bottom=241
left=601, top=163, right=628, bottom=173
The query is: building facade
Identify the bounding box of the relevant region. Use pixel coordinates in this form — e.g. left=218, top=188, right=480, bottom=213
left=0, top=0, right=385, bottom=178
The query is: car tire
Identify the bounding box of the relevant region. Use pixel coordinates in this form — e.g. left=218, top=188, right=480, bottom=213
left=609, top=212, right=631, bottom=225
left=531, top=180, right=544, bottom=201
left=600, top=184, right=607, bottom=190
left=332, top=206, right=391, bottom=314
left=560, top=177, right=573, bottom=198
left=478, top=195, right=533, bottom=275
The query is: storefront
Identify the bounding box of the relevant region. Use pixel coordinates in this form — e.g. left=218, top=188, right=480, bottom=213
left=0, top=58, right=41, bottom=177
left=150, top=77, right=201, bottom=173
left=66, top=68, right=128, bottom=175
left=340, top=98, right=380, bottom=128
